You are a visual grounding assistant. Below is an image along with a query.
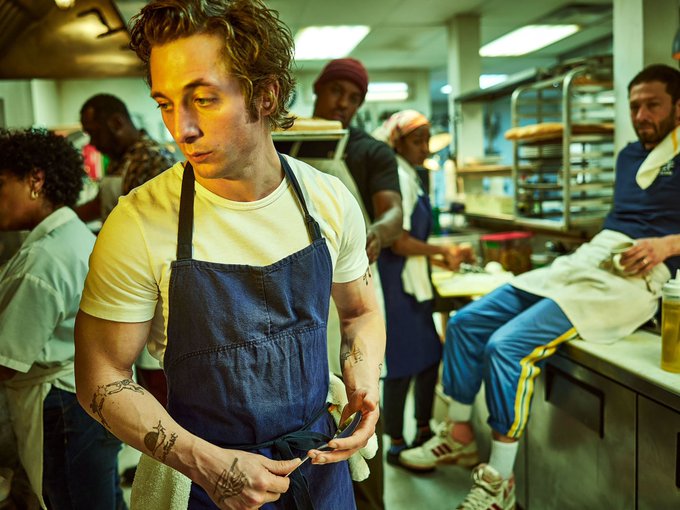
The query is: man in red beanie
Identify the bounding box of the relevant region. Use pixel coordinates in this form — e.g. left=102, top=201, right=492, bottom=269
left=313, top=58, right=403, bottom=510
left=313, top=57, right=402, bottom=263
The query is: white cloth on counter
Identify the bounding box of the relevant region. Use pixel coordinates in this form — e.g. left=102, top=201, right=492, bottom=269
left=511, top=229, right=670, bottom=343
left=129, top=372, right=377, bottom=508
left=396, top=155, right=433, bottom=302
left=636, top=125, right=680, bottom=189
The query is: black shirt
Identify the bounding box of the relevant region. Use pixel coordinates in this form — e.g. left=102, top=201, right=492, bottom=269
left=344, top=127, right=401, bottom=221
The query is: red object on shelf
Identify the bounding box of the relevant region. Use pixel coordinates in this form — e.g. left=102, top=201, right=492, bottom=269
left=481, top=231, right=534, bottom=274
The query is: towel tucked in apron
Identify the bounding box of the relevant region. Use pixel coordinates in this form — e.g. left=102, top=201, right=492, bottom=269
left=511, top=229, right=670, bottom=343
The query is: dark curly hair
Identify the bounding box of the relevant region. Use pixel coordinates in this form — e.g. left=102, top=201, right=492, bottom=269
left=0, top=128, right=84, bottom=208
left=129, top=0, right=296, bottom=130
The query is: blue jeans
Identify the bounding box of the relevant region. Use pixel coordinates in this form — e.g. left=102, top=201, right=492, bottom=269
left=42, top=386, right=126, bottom=510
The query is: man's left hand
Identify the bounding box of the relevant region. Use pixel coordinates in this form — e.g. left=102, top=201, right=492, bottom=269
left=307, top=388, right=379, bottom=465
left=620, top=237, right=669, bottom=275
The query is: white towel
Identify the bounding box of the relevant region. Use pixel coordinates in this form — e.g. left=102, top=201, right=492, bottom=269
left=636, top=125, right=680, bottom=189
left=130, top=454, right=191, bottom=510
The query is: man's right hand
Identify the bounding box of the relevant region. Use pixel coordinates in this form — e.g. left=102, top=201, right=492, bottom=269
left=200, top=449, right=300, bottom=509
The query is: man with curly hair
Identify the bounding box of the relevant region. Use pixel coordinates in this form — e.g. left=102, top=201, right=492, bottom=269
left=0, top=128, right=125, bottom=509
left=74, top=1, right=385, bottom=509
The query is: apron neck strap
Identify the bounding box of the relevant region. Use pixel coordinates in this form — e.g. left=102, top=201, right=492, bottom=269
left=177, top=162, right=195, bottom=260
left=176, top=155, right=322, bottom=261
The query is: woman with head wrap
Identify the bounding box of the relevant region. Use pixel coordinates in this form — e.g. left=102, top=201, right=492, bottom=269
left=376, top=110, right=473, bottom=469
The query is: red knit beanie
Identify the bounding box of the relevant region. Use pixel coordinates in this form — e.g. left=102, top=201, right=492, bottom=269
left=313, top=58, right=369, bottom=102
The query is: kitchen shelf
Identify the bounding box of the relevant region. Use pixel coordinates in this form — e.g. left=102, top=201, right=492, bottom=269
left=509, top=60, right=615, bottom=232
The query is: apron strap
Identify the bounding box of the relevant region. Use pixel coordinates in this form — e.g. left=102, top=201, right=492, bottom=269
left=278, top=153, right=323, bottom=242
left=176, top=156, right=323, bottom=260
left=228, top=404, right=331, bottom=510
left=177, top=163, right=196, bottom=260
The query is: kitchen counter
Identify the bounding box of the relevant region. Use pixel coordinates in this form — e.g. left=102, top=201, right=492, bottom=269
left=561, top=330, right=680, bottom=411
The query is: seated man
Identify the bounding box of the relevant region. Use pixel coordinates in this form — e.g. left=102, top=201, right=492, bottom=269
left=400, top=63, right=680, bottom=510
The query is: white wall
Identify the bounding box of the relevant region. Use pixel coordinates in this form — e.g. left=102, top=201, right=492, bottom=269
left=31, top=80, right=60, bottom=128
left=0, top=81, right=35, bottom=128
left=58, top=77, right=171, bottom=142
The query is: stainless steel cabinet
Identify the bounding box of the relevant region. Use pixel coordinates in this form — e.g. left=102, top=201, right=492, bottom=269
left=637, top=396, right=680, bottom=509
left=526, top=356, right=636, bottom=509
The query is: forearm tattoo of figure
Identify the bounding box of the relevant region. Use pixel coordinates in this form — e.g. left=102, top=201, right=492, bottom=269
left=362, top=266, right=372, bottom=286
left=341, top=343, right=364, bottom=365
left=90, top=378, right=145, bottom=429
left=145, top=420, right=178, bottom=462
left=214, top=458, right=247, bottom=501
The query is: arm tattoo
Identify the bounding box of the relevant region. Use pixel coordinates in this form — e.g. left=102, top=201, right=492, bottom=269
left=90, top=378, right=145, bottom=429
left=362, top=266, right=372, bottom=286
left=341, top=344, right=364, bottom=365
left=214, top=458, right=247, bottom=502
left=144, top=420, right=178, bottom=462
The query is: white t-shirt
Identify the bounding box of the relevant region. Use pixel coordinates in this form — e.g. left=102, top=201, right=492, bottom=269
left=80, top=155, right=368, bottom=362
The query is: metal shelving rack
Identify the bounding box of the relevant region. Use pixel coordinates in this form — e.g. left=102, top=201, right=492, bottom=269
left=510, top=60, right=615, bottom=231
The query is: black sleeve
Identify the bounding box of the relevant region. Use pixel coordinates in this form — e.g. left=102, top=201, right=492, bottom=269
left=366, top=139, right=401, bottom=197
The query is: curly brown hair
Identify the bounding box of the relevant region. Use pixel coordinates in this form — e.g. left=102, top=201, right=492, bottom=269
left=129, top=0, right=295, bottom=130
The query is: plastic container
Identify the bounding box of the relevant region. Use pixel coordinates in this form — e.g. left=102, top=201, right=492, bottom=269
left=481, top=231, right=533, bottom=275
left=661, top=270, right=680, bottom=373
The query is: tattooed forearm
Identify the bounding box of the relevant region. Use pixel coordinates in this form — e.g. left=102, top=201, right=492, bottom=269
left=214, top=458, right=247, bottom=502
left=362, top=266, right=372, bottom=286
left=144, top=420, right=178, bottom=462
left=341, top=344, right=364, bottom=365
left=90, top=379, right=145, bottom=429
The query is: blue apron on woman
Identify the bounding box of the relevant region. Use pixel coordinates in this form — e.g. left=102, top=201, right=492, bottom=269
left=378, top=190, right=442, bottom=380
left=163, top=156, right=355, bottom=509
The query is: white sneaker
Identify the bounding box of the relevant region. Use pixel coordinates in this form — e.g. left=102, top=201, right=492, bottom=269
left=456, top=463, right=516, bottom=510
left=398, top=421, right=479, bottom=471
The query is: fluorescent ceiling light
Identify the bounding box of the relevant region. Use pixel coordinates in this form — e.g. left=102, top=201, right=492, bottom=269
left=480, top=24, right=580, bottom=57
left=439, top=75, right=508, bottom=95
left=294, top=26, right=370, bottom=60
left=366, top=82, right=408, bottom=102
left=479, top=74, right=508, bottom=89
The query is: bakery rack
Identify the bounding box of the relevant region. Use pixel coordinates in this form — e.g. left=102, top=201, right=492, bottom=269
left=508, top=59, right=615, bottom=232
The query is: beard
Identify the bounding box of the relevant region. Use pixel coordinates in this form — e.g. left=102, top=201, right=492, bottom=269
left=634, top=111, right=676, bottom=147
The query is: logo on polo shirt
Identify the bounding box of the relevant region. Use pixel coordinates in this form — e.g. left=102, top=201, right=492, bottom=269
left=660, top=160, right=675, bottom=176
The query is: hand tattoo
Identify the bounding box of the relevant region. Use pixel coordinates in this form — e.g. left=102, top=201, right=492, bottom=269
left=341, top=344, right=364, bottom=365
left=362, top=266, right=372, bottom=286
left=144, top=420, right=178, bottom=462
left=214, top=458, right=247, bottom=502
left=90, top=379, right=145, bottom=429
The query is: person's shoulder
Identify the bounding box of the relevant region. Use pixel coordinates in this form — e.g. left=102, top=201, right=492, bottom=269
left=348, top=127, right=394, bottom=159
left=620, top=140, right=645, bottom=157
left=121, top=162, right=183, bottom=204
left=285, top=156, right=355, bottom=205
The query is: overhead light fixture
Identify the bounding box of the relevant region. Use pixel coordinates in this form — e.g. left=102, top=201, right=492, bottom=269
left=365, top=82, right=408, bottom=102
left=294, top=26, right=369, bottom=60
left=480, top=24, right=580, bottom=57
left=54, top=0, right=75, bottom=8
left=479, top=74, right=508, bottom=89
left=439, top=75, right=509, bottom=95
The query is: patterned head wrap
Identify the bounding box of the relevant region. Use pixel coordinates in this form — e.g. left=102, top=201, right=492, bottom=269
left=381, top=109, right=429, bottom=147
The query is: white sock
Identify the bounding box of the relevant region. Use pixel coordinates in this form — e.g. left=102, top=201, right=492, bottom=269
left=448, top=401, right=472, bottom=423
left=488, top=440, right=519, bottom=479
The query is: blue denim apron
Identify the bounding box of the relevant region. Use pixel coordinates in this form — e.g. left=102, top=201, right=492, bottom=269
left=378, top=191, right=442, bottom=379
left=164, top=156, right=355, bottom=509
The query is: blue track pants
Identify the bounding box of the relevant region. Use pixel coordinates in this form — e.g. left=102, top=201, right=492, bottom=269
left=442, top=284, right=577, bottom=438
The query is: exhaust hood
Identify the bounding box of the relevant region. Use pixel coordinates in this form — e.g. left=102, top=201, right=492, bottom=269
left=0, top=0, right=144, bottom=79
